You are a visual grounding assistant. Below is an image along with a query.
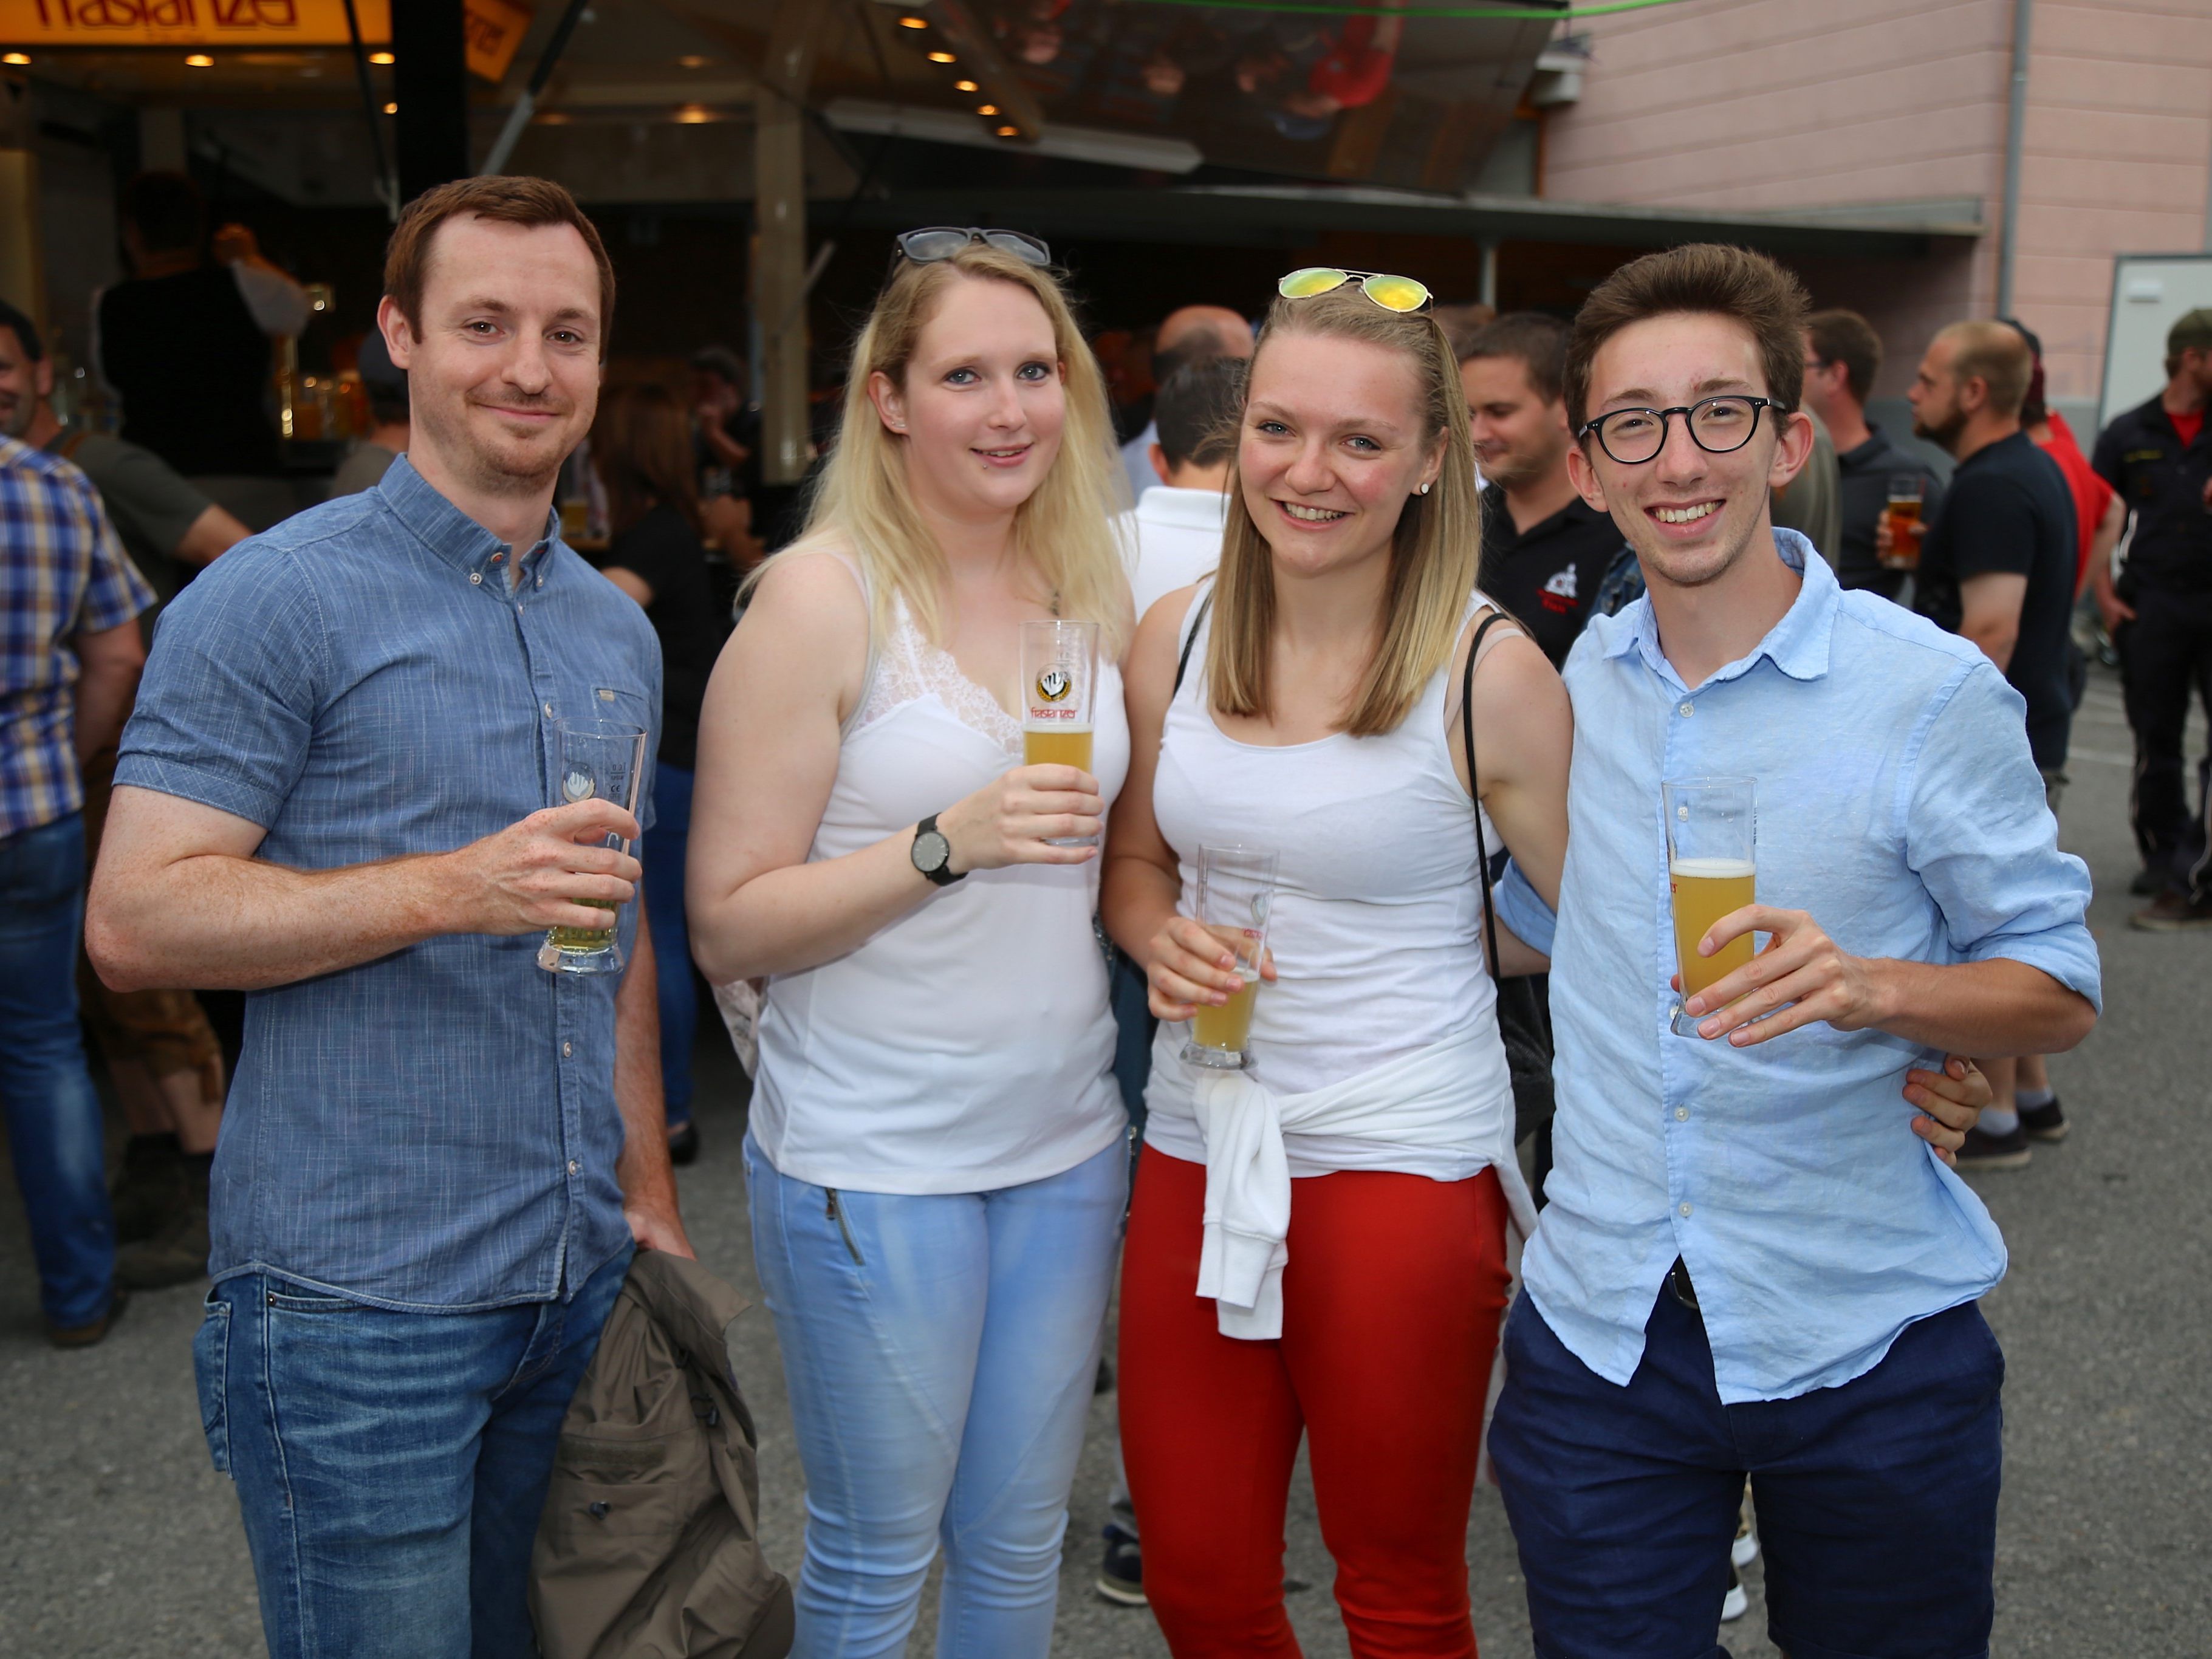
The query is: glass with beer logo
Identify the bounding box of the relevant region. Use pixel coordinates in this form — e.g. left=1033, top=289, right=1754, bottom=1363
left=1664, top=776, right=1756, bottom=1037
left=1021, top=618, right=1100, bottom=845
left=538, top=718, right=649, bottom=976
left=1181, top=844, right=1279, bottom=1071
left=1880, top=475, right=1925, bottom=570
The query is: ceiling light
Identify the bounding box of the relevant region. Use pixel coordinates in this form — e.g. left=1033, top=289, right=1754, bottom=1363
left=976, top=104, right=998, bottom=116
left=673, top=104, right=714, bottom=123
left=535, top=111, right=572, bottom=125
left=996, top=125, right=1019, bottom=137
left=383, top=101, right=398, bottom=114
left=369, top=50, right=395, bottom=65
left=898, top=14, right=929, bottom=26
left=953, top=78, right=978, bottom=91
left=677, top=54, right=710, bottom=67
left=3, top=52, right=31, bottom=66
left=926, top=50, right=955, bottom=63
left=185, top=53, right=214, bottom=67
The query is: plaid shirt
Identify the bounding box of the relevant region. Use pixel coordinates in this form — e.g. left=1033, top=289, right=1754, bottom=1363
left=1, top=434, right=153, bottom=840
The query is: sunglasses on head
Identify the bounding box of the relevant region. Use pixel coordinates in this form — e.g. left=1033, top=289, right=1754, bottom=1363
left=894, top=227, right=1053, bottom=270
left=1277, top=266, right=1433, bottom=314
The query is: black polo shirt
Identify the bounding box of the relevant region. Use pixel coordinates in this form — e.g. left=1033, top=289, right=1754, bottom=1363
left=2091, top=395, right=2212, bottom=598
left=1914, top=431, right=2077, bottom=770
left=1478, top=484, right=1626, bottom=668
left=1835, top=426, right=1947, bottom=601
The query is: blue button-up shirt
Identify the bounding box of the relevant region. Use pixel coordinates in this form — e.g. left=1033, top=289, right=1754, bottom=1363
left=1499, top=530, right=2099, bottom=1403
left=116, top=457, right=660, bottom=1310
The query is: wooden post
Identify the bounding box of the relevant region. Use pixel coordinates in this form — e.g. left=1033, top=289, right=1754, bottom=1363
left=394, top=0, right=471, bottom=202
left=755, top=0, right=822, bottom=488
left=0, top=77, right=44, bottom=336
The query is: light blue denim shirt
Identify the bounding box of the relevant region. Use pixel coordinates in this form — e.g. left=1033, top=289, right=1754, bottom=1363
left=115, top=457, right=660, bottom=1310
left=1498, top=530, right=2099, bottom=1403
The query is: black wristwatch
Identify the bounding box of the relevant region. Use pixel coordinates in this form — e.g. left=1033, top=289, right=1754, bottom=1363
left=911, top=814, right=964, bottom=887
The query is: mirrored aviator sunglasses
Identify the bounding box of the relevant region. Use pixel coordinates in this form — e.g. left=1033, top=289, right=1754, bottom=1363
left=895, top=227, right=1053, bottom=269
left=1277, top=266, right=1432, bottom=314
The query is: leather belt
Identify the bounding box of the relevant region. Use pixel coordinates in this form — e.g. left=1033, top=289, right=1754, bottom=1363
left=1667, top=1256, right=1701, bottom=1315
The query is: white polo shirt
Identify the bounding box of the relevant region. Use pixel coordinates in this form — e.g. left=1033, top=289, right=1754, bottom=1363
left=1123, top=485, right=1230, bottom=622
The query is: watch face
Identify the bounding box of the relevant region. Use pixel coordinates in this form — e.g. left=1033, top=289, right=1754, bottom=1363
left=915, top=829, right=951, bottom=872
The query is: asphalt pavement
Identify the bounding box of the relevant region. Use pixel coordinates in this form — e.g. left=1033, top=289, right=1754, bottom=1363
left=1, top=663, right=2205, bottom=1657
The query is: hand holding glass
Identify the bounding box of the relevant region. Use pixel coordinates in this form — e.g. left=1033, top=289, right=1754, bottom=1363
left=539, top=719, right=649, bottom=976
left=1665, top=777, right=1756, bottom=1038
left=1879, top=476, right=1924, bottom=571
left=1021, top=619, right=1101, bottom=845
left=1181, top=844, right=1279, bottom=1070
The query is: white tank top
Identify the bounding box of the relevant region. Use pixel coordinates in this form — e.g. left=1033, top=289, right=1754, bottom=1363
left=1143, top=593, right=1515, bottom=1180
left=750, top=566, right=1131, bottom=1195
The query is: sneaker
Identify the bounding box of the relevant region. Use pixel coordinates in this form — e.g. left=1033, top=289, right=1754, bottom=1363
left=47, top=1286, right=129, bottom=1350
left=667, top=1120, right=701, bottom=1168
left=1731, top=1511, right=1759, bottom=1568
left=1957, top=1124, right=2033, bottom=1170
left=2018, top=1095, right=2069, bottom=1143
left=2130, top=890, right=2212, bottom=931
left=1721, top=1562, right=1748, bottom=1623
left=1096, top=1524, right=1145, bottom=1607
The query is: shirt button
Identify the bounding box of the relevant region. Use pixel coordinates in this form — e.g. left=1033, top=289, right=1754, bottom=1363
left=469, top=571, right=482, bottom=586
left=1675, top=1106, right=1689, bottom=1121
left=1678, top=700, right=1694, bottom=717
left=536, top=576, right=544, bottom=588
left=1679, top=1202, right=1693, bottom=1217
left=543, top=702, right=555, bottom=717
left=568, top=1160, right=580, bottom=1176
left=562, top=1041, right=572, bottom=1058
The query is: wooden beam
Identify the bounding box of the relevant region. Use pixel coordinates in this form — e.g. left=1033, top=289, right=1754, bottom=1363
left=754, top=0, right=824, bottom=487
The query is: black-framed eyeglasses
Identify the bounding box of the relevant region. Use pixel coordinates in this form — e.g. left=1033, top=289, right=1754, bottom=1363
left=893, top=227, right=1052, bottom=271
left=1578, top=395, right=1781, bottom=465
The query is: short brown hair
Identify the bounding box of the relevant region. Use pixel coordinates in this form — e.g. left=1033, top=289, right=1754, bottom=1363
left=1460, top=311, right=1569, bottom=405
left=383, top=176, right=615, bottom=354
left=1935, top=320, right=2032, bottom=420
left=1564, top=244, right=1808, bottom=433
left=1806, top=308, right=1881, bottom=405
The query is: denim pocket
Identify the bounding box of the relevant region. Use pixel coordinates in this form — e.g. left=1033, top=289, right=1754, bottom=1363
left=264, top=1286, right=361, bottom=1313
left=191, top=1293, right=233, bottom=1477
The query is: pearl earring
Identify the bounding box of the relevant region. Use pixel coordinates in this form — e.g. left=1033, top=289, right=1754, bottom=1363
left=1418, top=482, right=1431, bottom=496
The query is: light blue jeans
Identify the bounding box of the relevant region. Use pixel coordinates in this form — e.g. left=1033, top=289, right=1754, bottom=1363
left=744, top=1132, right=1126, bottom=1658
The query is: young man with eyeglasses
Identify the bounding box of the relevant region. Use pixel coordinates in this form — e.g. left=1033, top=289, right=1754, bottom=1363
left=1485, top=244, right=2100, bottom=1659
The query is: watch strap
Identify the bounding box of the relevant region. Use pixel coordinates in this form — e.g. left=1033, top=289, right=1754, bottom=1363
left=913, top=813, right=964, bottom=886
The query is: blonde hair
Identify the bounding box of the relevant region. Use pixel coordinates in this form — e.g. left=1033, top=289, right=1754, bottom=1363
left=780, top=243, right=1130, bottom=654
left=1207, top=285, right=1482, bottom=737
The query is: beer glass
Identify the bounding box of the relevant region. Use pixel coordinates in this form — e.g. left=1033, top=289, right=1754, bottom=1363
left=1880, top=475, right=1924, bottom=570
left=1181, top=844, right=1279, bottom=1070
left=1021, top=618, right=1100, bottom=844
left=1665, top=777, right=1756, bottom=1038
left=539, top=719, right=649, bottom=976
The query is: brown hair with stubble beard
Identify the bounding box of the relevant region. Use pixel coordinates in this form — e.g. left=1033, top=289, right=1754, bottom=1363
left=383, top=176, right=617, bottom=357
left=1564, top=244, right=1809, bottom=435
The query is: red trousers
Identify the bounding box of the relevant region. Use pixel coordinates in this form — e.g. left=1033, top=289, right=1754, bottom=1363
left=1118, top=1144, right=1512, bottom=1658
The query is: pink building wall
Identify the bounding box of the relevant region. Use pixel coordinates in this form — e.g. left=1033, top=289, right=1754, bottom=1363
left=1542, top=0, right=2212, bottom=403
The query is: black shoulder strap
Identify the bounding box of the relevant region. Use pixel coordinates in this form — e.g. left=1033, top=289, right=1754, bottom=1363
left=1461, top=609, right=1512, bottom=980
left=1172, top=590, right=1214, bottom=696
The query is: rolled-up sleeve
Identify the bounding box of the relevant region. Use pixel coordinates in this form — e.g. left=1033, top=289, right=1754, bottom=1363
left=1899, top=660, right=2101, bottom=1011
left=115, top=544, right=323, bottom=829
left=1495, top=859, right=1557, bottom=960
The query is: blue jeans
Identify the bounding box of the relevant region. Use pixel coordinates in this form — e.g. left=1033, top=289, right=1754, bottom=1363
left=745, top=1132, right=1126, bottom=1658
left=642, top=761, right=697, bottom=1126
left=0, top=813, right=115, bottom=1329
left=193, top=1247, right=632, bottom=1659
left=1490, top=1285, right=2003, bottom=1659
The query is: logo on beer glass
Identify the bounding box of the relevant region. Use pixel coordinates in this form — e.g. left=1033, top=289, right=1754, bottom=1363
left=1036, top=666, right=1072, bottom=703
left=561, top=770, right=597, bottom=804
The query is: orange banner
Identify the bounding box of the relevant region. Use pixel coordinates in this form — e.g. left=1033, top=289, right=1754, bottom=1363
left=1, top=2, right=392, bottom=47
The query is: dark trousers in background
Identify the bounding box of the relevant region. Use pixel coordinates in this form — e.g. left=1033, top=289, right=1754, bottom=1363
left=0, top=813, right=117, bottom=1329
left=1490, top=1287, right=2002, bottom=1659
left=2117, top=590, right=2212, bottom=899
left=641, top=760, right=699, bottom=1128
left=194, top=1247, right=632, bottom=1659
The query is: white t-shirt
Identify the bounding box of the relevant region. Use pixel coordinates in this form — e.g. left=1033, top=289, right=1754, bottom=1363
left=1121, top=485, right=1230, bottom=622
left=1118, top=420, right=1160, bottom=507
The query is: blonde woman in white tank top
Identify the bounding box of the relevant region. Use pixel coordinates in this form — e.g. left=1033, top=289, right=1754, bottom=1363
left=1100, top=276, right=1573, bottom=1657
left=688, top=236, right=1134, bottom=1658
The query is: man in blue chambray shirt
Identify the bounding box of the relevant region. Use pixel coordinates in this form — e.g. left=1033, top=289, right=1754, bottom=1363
left=1484, top=246, right=2100, bottom=1659
left=87, top=177, right=690, bottom=1659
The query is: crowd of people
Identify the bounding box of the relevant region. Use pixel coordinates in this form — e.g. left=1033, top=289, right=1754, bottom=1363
left=8, top=163, right=2212, bottom=1659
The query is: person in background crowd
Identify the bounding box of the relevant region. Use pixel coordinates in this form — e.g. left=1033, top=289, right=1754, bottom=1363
left=2092, top=307, right=2212, bottom=928
left=87, top=176, right=688, bottom=1659
left=1125, top=355, right=1245, bottom=618
left=690, top=344, right=766, bottom=573
left=1801, top=307, right=1945, bottom=601
left=1, top=429, right=151, bottom=1347
left=327, top=324, right=410, bottom=498
left=1769, top=402, right=1842, bottom=568
left=0, top=297, right=241, bottom=1290
left=1121, top=304, right=1253, bottom=503
left=1104, top=271, right=1570, bottom=1659
left=688, top=230, right=1132, bottom=1658
left=2003, top=318, right=2121, bottom=598
left=1431, top=301, right=1496, bottom=364
left=1489, top=242, right=2092, bottom=1659
left=1906, top=320, right=2080, bottom=1168
left=591, top=381, right=730, bottom=1166
left=95, top=172, right=310, bottom=533
left=1460, top=311, right=1624, bottom=668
